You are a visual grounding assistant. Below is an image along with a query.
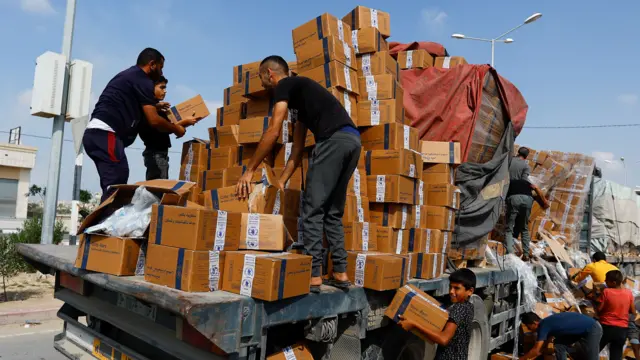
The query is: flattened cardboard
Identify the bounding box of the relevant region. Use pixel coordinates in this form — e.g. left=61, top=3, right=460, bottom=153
left=209, top=125, right=240, bottom=149
left=296, top=36, right=357, bottom=72
left=420, top=141, right=462, bottom=164
left=370, top=203, right=413, bottom=229
left=367, top=175, right=417, bottom=205
left=223, top=83, right=245, bottom=106
left=216, top=102, right=245, bottom=127
left=342, top=6, right=391, bottom=38
left=292, top=13, right=352, bottom=52
left=351, top=27, right=388, bottom=54
left=233, top=60, right=261, bottom=85
left=166, top=95, right=211, bottom=124
left=426, top=183, right=460, bottom=209
left=364, top=149, right=423, bottom=178
left=397, top=50, right=434, bottom=70
left=239, top=213, right=293, bottom=251
left=356, top=51, right=400, bottom=81
left=361, top=124, right=419, bottom=151
left=344, top=221, right=377, bottom=251
left=74, top=234, right=142, bottom=276
left=385, top=285, right=449, bottom=341
left=298, top=60, right=360, bottom=95
left=222, top=251, right=312, bottom=301
left=434, top=56, right=468, bottom=69
left=145, top=244, right=223, bottom=292
left=347, top=252, right=408, bottom=291
left=357, top=99, right=405, bottom=127
left=357, top=74, right=403, bottom=101
left=148, top=204, right=241, bottom=251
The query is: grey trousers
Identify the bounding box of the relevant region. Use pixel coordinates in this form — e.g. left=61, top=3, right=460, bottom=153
left=143, top=149, right=169, bottom=180
left=302, top=130, right=361, bottom=277
left=555, top=321, right=603, bottom=360
left=504, top=194, right=533, bottom=256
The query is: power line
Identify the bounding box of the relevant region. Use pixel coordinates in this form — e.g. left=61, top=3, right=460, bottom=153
left=524, top=123, right=640, bottom=129
left=0, top=130, right=182, bottom=154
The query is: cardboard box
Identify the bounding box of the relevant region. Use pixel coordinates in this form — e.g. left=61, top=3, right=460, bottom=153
left=208, top=145, right=255, bottom=171
left=274, top=167, right=303, bottom=191
left=351, top=27, right=388, bottom=54
left=344, top=195, right=370, bottom=223
left=434, top=56, right=468, bottom=69
left=347, top=252, right=408, bottom=290
left=274, top=143, right=294, bottom=168
left=222, top=251, right=311, bottom=301
left=144, top=244, right=223, bottom=292
left=413, top=205, right=455, bottom=231
left=267, top=344, right=314, bottom=360
left=328, top=87, right=358, bottom=124
left=343, top=6, right=391, bottom=38
left=239, top=213, right=293, bottom=251
left=75, top=234, right=142, bottom=276
left=412, top=253, right=444, bottom=280
left=276, top=189, right=302, bottom=219
left=344, top=221, right=378, bottom=251
left=544, top=292, right=570, bottom=312
left=426, top=184, right=460, bottom=209
left=201, top=166, right=264, bottom=191
left=298, top=60, right=360, bottom=95
left=238, top=117, right=292, bottom=145
left=245, top=97, right=274, bottom=118
left=240, top=70, right=269, bottom=99
left=223, top=83, right=245, bottom=105
left=167, top=95, right=211, bottom=124
left=370, top=203, right=412, bottom=229
left=420, top=141, right=462, bottom=164
left=367, top=175, right=417, bottom=205
left=491, top=353, right=515, bottom=360
left=216, top=102, right=245, bottom=127
left=357, top=99, right=405, bottom=127
left=356, top=51, right=400, bottom=81
left=423, top=164, right=456, bottom=185
left=292, top=13, right=352, bottom=53
left=364, top=149, right=423, bottom=179
left=407, top=228, right=446, bottom=253
left=180, top=139, right=210, bottom=169
left=361, top=124, right=419, bottom=151
left=296, top=37, right=357, bottom=72
left=347, top=168, right=368, bottom=197
left=385, top=285, right=449, bottom=341
left=376, top=226, right=410, bottom=254
left=358, top=74, right=403, bottom=101
left=148, top=204, right=241, bottom=251
left=209, top=125, right=240, bottom=149
left=397, top=50, right=434, bottom=70
left=233, top=60, right=261, bottom=85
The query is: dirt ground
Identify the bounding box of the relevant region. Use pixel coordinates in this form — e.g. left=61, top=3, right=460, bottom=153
left=0, top=272, right=55, bottom=302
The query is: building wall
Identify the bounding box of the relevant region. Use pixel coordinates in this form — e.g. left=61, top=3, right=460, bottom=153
left=0, top=143, right=37, bottom=233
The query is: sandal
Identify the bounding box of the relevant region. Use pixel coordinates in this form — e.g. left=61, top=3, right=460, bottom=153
left=310, top=285, right=321, bottom=294
left=328, top=278, right=351, bottom=289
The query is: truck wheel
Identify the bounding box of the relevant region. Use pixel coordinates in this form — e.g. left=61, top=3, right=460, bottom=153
left=361, top=326, right=435, bottom=360
left=467, top=294, right=490, bottom=360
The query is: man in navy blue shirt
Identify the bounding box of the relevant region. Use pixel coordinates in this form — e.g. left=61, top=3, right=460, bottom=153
left=83, top=48, right=187, bottom=202
left=520, top=312, right=603, bottom=360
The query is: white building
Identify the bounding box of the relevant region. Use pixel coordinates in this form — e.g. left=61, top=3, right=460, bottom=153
left=0, top=143, right=37, bottom=233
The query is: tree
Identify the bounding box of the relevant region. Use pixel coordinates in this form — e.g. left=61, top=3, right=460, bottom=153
left=0, top=236, right=20, bottom=301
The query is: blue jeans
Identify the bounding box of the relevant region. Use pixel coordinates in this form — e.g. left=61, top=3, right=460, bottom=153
left=554, top=322, right=602, bottom=360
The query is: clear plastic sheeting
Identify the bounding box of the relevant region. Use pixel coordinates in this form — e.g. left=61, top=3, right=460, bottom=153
left=591, top=177, right=640, bottom=248
left=504, top=254, right=539, bottom=311
left=85, top=186, right=160, bottom=237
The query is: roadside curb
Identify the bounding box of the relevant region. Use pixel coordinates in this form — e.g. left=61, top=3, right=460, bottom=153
left=0, top=306, right=61, bottom=326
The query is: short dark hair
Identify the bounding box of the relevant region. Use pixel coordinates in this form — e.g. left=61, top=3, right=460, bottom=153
left=606, top=270, right=624, bottom=285
left=260, top=55, right=289, bottom=74
left=155, top=76, right=168, bottom=85
left=521, top=312, right=541, bottom=325
left=449, top=268, right=476, bottom=290
left=517, top=147, right=530, bottom=159
left=137, top=48, right=164, bottom=67
left=592, top=251, right=606, bottom=262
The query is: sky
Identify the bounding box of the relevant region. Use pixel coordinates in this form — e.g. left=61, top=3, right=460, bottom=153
left=1, top=0, right=639, bottom=200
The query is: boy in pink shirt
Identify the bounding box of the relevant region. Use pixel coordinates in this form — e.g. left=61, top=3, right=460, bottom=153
left=598, top=270, right=636, bottom=360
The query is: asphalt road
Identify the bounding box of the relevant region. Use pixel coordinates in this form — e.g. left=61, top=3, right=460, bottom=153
left=0, top=320, right=66, bottom=360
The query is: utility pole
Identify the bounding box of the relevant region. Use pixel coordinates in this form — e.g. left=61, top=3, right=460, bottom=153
left=41, top=0, right=77, bottom=244
left=69, top=149, right=83, bottom=245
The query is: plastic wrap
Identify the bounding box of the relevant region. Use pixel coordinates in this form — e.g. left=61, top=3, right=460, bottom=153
left=85, top=186, right=160, bottom=237
left=504, top=254, right=538, bottom=311
left=467, top=72, right=507, bottom=164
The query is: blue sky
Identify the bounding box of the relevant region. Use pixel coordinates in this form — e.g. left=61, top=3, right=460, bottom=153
left=1, top=0, right=639, bottom=199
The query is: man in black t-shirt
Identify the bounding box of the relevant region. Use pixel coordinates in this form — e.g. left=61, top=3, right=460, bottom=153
left=505, top=147, right=549, bottom=259
left=138, top=76, right=199, bottom=180
left=236, top=55, right=361, bottom=293
left=83, top=48, right=187, bottom=202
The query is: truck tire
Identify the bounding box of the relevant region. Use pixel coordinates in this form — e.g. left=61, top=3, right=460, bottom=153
left=361, top=294, right=489, bottom=360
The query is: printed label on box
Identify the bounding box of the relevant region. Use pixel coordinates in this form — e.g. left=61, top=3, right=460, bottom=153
left=284, top=347, right=297, bottom=360
left=343, top=91, right=352, bottom=116
left=362, top=222, right=369, bottom=251
left=352, top=30, right=359, bottom=53
left=344, top=66, right=352, bottom=91
left=338, top=20, right=344, bottom=41
left=396, top=230, right=403, bottom=254
left=343, top=41, right=352, bottom=67
left=246, top=214, right=261, bottom=249
left=371, top=9, right=379, bottom=28
left=209, top=251, right=221, bottom=291
left=355, top=253, right=367, bottom=287
left=240, top=254, right=256, bottom=296
left=273, top=192, right=281, bottom=215
left=403, top=125, right=410, bottom=149
left=401, top=205, right=408, bottom=228
left=415, top=206, right=421, bottom=227
left=214, top=210, right=228, bottom=250
left=376, top=175, right=386, bottom=202
left=406, top=51, right=413, bottom=69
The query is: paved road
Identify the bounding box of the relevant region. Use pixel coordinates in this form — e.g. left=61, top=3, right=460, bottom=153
left=0, top=320, right=66, bottom=360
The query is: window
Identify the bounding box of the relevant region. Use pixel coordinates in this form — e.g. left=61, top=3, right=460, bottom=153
left=0, top=179, right=18, bottom=218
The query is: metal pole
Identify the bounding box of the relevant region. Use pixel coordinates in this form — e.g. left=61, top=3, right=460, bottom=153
left=491, top=39, right=495, bottom=67
left=41, top=0, right=77, bottom=245
left=69, top=148, right=83, bottom=245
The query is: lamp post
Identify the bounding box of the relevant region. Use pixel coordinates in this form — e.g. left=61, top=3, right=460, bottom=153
left=605, top=157, right=627, bottom=187
left=451, top=12, right=542, bottom=67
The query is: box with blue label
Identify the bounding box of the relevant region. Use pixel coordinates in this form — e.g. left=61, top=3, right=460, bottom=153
left=74, top=234, right=142, bottom=276
left=385, top=285, right=448, bottom=341
left=360, top=124, right=419, bottom=151
left=222, top=251, right=311, bottom=301
left=166, top=94, right=211, bottom=124
left=346, top=252, right=408, bottom=291
left=420, top=141, right=461, bottom=164
left=144, top=244, right=226, bottom=292
left=239, top=213, right=293, bottom=251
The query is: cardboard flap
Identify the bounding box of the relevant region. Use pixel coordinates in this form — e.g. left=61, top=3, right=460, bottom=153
left=540, top=231, right=574, bottom=267
left=185, top=137, right=209, bottom=145
left=132, top=180, right=197, bottom=196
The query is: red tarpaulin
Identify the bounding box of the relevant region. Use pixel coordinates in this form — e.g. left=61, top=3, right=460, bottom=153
left=388, top=42, right=528, bottom=162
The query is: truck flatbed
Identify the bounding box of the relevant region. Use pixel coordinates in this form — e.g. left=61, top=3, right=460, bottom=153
left=18, top=243, right=543, bottom=358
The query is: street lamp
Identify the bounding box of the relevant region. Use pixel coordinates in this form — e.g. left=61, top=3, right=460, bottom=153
left=605, top=157, right=627, bottom=186
left=451, top=12, right=542, bottom=67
